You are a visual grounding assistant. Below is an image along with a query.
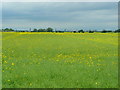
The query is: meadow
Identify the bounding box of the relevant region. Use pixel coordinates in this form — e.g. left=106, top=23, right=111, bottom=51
left=2, top=32, right=118, bottom=88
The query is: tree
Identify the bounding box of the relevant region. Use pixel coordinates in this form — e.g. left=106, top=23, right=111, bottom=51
left=78, top=29, right=84, bottom=33
left=38, top=29, right=46, bottom=32
left=89, top=30, right=94, bottom=33
left=9, top=28, right=14, bottom=31
left=73, top=31, right=76, bottom=33
left=101, top=30, right=107, bottom=33
left=33, top=28, right=38, bottom=32
left=46, top=27, right=53, bottom=32
left=3, top=28, right=14, bottom=32
left=114, top=29, right=120, bottom=33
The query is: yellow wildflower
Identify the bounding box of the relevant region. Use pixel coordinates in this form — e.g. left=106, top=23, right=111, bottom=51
left=12, top=63, right=15, bottom=66
left=4, top=61, right=7, bottom=63
left=30, top=83, right=32, bottom=86
left=89, top=57, right=92, bottom=59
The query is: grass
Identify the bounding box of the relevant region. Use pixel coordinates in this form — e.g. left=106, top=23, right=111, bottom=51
left=2, top=32, right=118, bottom=88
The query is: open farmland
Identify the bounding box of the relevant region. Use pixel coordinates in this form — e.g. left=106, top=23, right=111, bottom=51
left=2, top=32, right=118, bottom=88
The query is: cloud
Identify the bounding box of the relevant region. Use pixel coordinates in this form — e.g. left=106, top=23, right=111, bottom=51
left=2, top=2, right=118, bottom=30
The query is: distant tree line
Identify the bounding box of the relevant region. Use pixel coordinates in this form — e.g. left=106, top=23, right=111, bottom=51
left=2, top=28, right=14, bottom=32
left=2, top=28, right=120, bottom=33
left=32, top=27, right=53, bottom=32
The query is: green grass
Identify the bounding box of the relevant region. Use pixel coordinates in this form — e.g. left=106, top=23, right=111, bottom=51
left=2, top=32, right=118, bottom=88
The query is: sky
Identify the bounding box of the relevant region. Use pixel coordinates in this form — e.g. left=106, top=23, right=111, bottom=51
left=1, top=0, right=120, bottom=2
left=2, top=2, right=118, bottom=31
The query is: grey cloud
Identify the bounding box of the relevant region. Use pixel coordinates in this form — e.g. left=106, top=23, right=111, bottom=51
left=2, top=2, right=118, bottom=30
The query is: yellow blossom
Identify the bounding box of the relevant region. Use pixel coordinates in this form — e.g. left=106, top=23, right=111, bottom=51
left=30, top=83, right=32, bottom=86
left=12, top=63, right=15, bottom=66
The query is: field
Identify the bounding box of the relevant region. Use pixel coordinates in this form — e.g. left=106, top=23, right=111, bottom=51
left=2, top=32, right=118, bottom=88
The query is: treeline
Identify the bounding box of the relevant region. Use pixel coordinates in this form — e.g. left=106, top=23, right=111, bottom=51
left=2, top=28, right=120, bottom=33
left=2, top=28, right=14, bottom=32
left=2, top=27, right=53, bottom=32
left=32, top=27, right=53, bottom=32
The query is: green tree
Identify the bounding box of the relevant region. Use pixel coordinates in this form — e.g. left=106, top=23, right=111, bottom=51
left=33, top=28, right=38, bottom=32
left=46, top=27, right=53, bottom=32
left=3, top=28, right=14, bottom=32
left=78, top=29, right=84, bottom=33
left=38, top=29, right=46, bottom=32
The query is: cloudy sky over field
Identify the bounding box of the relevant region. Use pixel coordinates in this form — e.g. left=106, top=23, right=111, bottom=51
left=2, top=2, right=118, bottom=31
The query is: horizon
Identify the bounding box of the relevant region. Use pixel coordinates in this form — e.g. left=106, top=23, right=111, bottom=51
left=2, top=27, right=118, bottom=31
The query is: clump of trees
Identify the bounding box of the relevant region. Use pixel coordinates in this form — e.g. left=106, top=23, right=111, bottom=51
left=88, top=30, right=94, bottom=33
left=114, top=29, right=120, bottom=33
left=2, top=28, right=14, bottom=32
left=101, top=30, right=113, bottom=33
left=33, top=27, right=53, bottom=32
left=78, top=30, right=84, bottom=33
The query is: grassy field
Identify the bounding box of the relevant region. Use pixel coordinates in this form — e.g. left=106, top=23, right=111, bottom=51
left=2, top=32, right=118, bottom=88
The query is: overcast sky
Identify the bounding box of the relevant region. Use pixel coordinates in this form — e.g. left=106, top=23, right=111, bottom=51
left=2, top=0, right=119, bottom=2
left=2, top=2, right=118, bottom=31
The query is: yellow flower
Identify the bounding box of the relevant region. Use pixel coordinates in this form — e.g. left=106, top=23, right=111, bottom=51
left=8, top=80, right=10, bottom=82
left=89, top=57, right=92, bottom=59
left=30, top=83, right=32, bottom=86
left=12, top=63, right=15, bottom=66
left=4, top=61, right=7, bottom=63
